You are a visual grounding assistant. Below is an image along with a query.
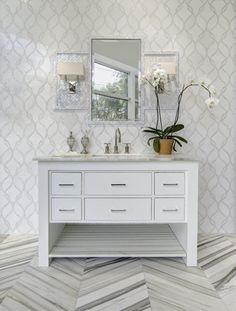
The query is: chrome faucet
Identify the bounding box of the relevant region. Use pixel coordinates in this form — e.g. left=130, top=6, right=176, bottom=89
left=114, top=128, right=121, bottom=153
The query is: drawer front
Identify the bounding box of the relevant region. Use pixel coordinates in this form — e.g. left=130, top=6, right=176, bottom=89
left=155, top=198, right=185, bottom=221
left=85, top=198, right=151, bottom=221
left=51, top=172, right=82, bottom=195
left=155, top=172, right=185, bottom=195
left=51, top=198, right=82, bottom=221
left=85, top=172, right=151, bottom=196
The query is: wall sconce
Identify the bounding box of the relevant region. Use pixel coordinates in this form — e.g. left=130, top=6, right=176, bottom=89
left=158, top=62, right=176, bottom=82
left=57, top=62, right=85, bottom=94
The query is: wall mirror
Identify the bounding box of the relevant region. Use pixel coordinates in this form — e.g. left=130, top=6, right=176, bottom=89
left=91, top=39, right=141, bottom=122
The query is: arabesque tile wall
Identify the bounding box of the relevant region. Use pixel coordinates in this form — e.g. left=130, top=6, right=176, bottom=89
left=0, top=0, right=235, bottom=233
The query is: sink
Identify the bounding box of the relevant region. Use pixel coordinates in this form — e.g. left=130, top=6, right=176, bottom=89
left=52, top=152, right=144, bottom=158
left=93, top=153, right=144, bottom=157
left=87, top=153, right=149, bottom=159
left=52, top=152, right=92, bottom=157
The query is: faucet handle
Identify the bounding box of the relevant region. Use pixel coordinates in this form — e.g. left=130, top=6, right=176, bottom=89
left=124, top=143, right=131, bottom=154
left=104, top=143, right=111, bottom=154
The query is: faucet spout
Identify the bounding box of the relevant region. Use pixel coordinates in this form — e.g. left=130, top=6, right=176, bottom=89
left=114, top=128, right=121, bottom=153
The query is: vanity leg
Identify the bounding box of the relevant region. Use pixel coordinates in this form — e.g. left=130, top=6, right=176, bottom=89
left=170, top=165, right=198, bottom=267
left=185, top=165, right=198, bottom=267
left=39, top=220, right=64, bottom=266
left=170, top=223, right=197, bottom=267
left=183, top=222, right=197, bottom=266
left=184, top=251, right=197, bottom=266
left=38, top=251, right=50, bottom=266
left=38, top=164, right=49, bottom=266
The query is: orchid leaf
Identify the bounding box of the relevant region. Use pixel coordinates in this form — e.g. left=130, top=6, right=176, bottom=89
left=171, top=135, right=188, bottom=144
left=142, top=127, right=162, bottom=135
left=142, top=129, right=161, bottom=135
left=164, top=124, right=184, bottom=135
left=173, top=139, right=182, bottom=147
left=145, top=127, right=163, bottom=132
left=147, top=136, right=158, bottom=146
left=153, top=138, right=160, bottom=153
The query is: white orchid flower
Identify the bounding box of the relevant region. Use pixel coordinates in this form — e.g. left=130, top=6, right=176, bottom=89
left=153, top=68, right=161, bottom=76
left=208, top=84, right=216, bottom=94
left=153, top=68, right=167, bottom=79
left=141, top=67, right=168, bottom=92
left=152, top=80, right=158, bottom=87
left=205, top=96, right=219, bottom=109
left=141, top=75, right=148, bottom=84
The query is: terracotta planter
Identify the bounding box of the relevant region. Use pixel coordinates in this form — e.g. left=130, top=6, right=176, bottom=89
left=159, top=139, right=174, bottom=155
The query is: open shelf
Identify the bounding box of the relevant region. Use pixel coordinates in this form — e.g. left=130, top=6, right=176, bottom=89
left=49, top=224, right=186, bottom=258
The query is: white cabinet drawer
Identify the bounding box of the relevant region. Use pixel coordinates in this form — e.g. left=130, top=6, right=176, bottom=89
left=85, top=172, right=151, bottom=196
left=85, top=198, right=151, bottom=221
left=155, top=198, right=185, bottom=221
left=51, top=198, right=82, bottom=221
left=155, top=173, right=185, bottom=195
left=51, top=172, right=82, bottom=195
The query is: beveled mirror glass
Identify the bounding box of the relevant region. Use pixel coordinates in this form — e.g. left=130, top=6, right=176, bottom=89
left=91, top=39, right=141, bottom=122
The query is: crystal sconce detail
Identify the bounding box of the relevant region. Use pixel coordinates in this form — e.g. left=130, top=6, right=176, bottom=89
left=56, top=52, right=88, bottom=110
left=58, top=62, right=85, bottom=94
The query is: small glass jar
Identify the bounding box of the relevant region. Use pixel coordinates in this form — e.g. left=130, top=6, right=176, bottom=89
left=67, top=131, right=75, bottom=152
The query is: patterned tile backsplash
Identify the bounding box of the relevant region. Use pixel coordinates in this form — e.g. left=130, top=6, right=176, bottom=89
left=0, top=0, right=235, bottom=234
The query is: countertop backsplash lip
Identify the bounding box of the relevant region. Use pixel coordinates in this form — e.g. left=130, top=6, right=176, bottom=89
left=1, top=0, right=235, bottom=234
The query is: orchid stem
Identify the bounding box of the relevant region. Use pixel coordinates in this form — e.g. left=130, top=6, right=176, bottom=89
left=174, top=83, right=212, bottom=125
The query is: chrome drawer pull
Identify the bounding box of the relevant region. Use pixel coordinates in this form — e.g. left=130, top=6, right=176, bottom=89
left=162, top=208, right=178, bottom=212
left=110, top=209, right=127, bottom=212
left=162, top=183, right=178, bottom=186
left=58, top=183, right=74, bottom=187
left=111, top=184, right=126, bottom=187
left=59, top=209, right=75, bottom=212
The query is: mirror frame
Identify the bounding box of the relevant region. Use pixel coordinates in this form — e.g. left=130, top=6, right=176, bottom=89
left=89, top=38, right=144, bottom=125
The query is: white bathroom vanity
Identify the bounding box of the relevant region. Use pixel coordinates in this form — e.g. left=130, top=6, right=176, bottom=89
left=36, top=154, right=198, bottom=267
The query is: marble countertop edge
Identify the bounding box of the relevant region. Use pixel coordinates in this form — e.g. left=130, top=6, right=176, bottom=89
left=33, top=153, right=200, bottom=162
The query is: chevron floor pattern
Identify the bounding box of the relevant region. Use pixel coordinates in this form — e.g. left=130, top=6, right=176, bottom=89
left=0, top=234, right=235, bottom=310
left=0, top=235, right=38, bottom=303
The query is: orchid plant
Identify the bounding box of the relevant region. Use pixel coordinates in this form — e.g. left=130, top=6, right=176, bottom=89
left=142, top=68, right=219, bottom=153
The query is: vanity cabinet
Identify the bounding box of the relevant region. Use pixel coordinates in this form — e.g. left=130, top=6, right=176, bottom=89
left=36, top=156, right=198, bottom=267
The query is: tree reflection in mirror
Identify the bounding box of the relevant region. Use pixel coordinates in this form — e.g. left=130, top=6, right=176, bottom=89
left=91, top=39, right=141, bottom=122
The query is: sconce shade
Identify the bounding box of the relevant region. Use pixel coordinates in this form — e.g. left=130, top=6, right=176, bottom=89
left=58, top=62, right=85, bottom=81
left=160, top=62, right=176, bottom=75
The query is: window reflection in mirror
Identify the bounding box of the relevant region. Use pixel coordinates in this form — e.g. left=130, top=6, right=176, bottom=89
left=91, top=39, right=141, bottom=122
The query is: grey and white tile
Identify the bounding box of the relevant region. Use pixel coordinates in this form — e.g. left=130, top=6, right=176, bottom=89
left=142, top=257, right=227, bottom=311
left=1, top=234, right=236, bottom=310
left=198, top=234, right=236, bottom=311
left=1, top=256, right=86, bottom=311
left=75, top=258, right=151, bottom=311
left=0, top=235, right=37, bottom=303
left=226, top=235, right=236, bottom=247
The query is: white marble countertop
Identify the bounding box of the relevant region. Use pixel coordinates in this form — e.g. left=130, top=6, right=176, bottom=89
left=34, top=152, right=199, bottom=162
